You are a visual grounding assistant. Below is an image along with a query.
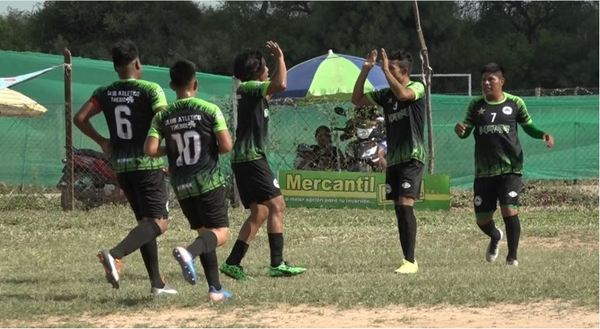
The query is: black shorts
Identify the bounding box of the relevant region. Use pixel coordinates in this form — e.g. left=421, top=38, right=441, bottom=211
left=117, top=169, right=169, bottom=221
left=179, top=186, right=229, bottom=230
left=385, top=160, right=424, bottom=201
left=232, top=158, right=282, bottom=209
left=473, top=174, right=524, bottom=214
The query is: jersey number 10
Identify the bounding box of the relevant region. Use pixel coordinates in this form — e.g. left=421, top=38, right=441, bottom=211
left=172, top=131, right=201, bottom=166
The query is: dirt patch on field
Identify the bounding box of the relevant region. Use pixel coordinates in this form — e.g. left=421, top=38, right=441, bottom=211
left=521, top=236, right=598, bottom=251
left=4, top=301, right=598, bottom=328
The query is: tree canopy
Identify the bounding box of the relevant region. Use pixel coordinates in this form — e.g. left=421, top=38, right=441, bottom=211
left=1, top=1, right=597, bottom=91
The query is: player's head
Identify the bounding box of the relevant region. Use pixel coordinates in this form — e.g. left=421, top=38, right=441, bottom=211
left=387, top=49, right=413, bottom=80
left=480, top=62, right=505, bottom=98
left=169, top=60, right=198, bottom=94
left=315, top=125, right=332, bottom=146
left=112, top=40, right=141, bottom=78
left=233, top=49, right=268, bottom=82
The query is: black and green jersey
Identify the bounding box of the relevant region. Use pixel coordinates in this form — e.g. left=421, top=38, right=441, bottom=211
left=90, top=79, right=167, bottom=173
left=366, top=81, right=426, bottom=166
left=462, top=92, right=533, bottom=178
left=231, top=80, right=271, bottom=163
left=148, top=97, right=228, bottom=200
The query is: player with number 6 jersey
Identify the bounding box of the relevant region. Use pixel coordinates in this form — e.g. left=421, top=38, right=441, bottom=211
left=74, top=40, right=175, bottom=295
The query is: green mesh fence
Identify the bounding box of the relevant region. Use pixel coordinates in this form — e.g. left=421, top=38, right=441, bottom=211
left=0, top=50, right=598, bottom=191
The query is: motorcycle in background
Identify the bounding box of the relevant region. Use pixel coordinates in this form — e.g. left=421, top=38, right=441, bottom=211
left=334, top=106, right=386, bottom=172
left=57, top=148, right=127, bottom=209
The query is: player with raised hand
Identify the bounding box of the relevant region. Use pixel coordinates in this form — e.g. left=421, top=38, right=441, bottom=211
left=219, top=41, right=307, bottom=281
left=145, top=60, right=233, bottom=302
left=455, top=62, right=554, bottom=266
left=352, top=48, right=426, bottom=274
left=74, top=40, right=175, bottom=295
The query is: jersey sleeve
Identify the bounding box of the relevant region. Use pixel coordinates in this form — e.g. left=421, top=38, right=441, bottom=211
left=238, top=80, right=271, bottom=97
left=365, top=89, right=387, bottom=107
left=149, top=83, right=168, bottom=113
left=515, top=96, right=533, bottom=125
left=147, top=112, right=163, bottom=139
left=211, top=105, right=228, bottom=132
left=89, top=87, right=103, bottom=110
left=463, top=98, right=478, bottom=127
left=408, top=81, right=425, bottom=100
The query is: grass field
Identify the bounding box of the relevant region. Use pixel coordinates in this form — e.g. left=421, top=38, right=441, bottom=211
left=0, top=182, right=598, bottom=327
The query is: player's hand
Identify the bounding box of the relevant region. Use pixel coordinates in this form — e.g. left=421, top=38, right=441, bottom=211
left=99, top=138, right=112, bottom=156
left=454, top=122, right=467, bottom=137
left=266, top=41, right=283, bottom=60
left=364, top=49, right=377, bottom=69
left=543, top=133, right=554, bottom=149
left=380, top=48, right=389, bottom=72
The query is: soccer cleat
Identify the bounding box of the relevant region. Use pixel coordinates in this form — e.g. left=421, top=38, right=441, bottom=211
left=269, top=261, right=307, bottom=277
left=506, top=259, right=519, bottom=267
left=151, top=283, right=178, bottom=296
left=173, top=247, right=197, bottom=285
left=97, top=250, right=122, bottom=289
left=485, top=229, right=503, bottom=262
left=220, top=262, right=248, bottom=281
left=208, top=286, right=232, bottom=302
left=394, top=259, right=419, bottom=274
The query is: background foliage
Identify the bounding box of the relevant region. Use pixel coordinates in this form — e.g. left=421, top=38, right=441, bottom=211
left=1, top=1, right=598, bottom=92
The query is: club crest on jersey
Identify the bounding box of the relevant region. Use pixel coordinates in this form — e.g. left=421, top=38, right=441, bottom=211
left=477, top=108, right=486, bottom=115
left=474, top=195, right=482, bottom=206
left=502, top=106, right=513, bottom=115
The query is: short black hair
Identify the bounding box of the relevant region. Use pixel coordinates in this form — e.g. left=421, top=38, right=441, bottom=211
left=112, top=40, right=139, bottom=67
left=233, top=49, right=265, bottom=81
left=387, top=49, right=413, bottom=73
left=481, top=62, right=505, bottom=76
left=170, top=60, right=197, bottom=87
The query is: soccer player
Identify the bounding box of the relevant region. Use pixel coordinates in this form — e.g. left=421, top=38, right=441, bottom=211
left=144, top=60, right=233, bottom=301
left=219, top=41, right=307, bottom=280
left=454, top=62, right=554, bottom=266
left=352, top=48, right=426, bottom=274
left=74, top=40, right=175, bottom=295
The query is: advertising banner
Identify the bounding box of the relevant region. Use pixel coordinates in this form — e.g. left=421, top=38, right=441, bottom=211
left=279, top=170, right=450, bottom=210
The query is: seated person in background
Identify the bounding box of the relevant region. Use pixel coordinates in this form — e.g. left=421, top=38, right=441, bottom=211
left=295, top=126, right=344, bottom=171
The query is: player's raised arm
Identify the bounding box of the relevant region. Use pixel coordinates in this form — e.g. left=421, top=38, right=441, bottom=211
left=352, top=49, right=377, bottom=107
left=265, top=41, right=287, bottom=96
left=380, top=48, right=415, bottom=102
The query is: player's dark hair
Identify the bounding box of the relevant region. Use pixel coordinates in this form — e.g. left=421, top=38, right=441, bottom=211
left=112, top=40, right=139, bottom=68
left=481, top=62, right=505, bottom=77
left=233, top=49, right=265, bottom=81
left=170, top=60, right=197, bottom=87
left=388, top=49, right=413, bottom=73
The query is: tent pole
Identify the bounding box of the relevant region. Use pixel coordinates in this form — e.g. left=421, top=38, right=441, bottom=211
left=413, top=0, right=434, bottom=174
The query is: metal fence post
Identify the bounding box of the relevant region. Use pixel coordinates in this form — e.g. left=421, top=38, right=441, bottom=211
left=62, top=48, right=74, bottom=211
left=230, top=77, right=241, bottom=208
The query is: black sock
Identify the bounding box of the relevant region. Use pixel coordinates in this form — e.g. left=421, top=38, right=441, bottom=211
left=268, top=233, right=284, bottom=267
left=110, top=220, right=162, bottom=259
left=225, top=240, right=249, bottom=266
left=187, top=230, right=218, bottom=258
left=200, top=250, right=221, bottom=290
left=478, top=220, right=502, bottom=241
left=503, top=215, right=521, bottom=260
left=139, top=239, right=163, bottom=288
left=395, top=205, right=417, bottom=263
